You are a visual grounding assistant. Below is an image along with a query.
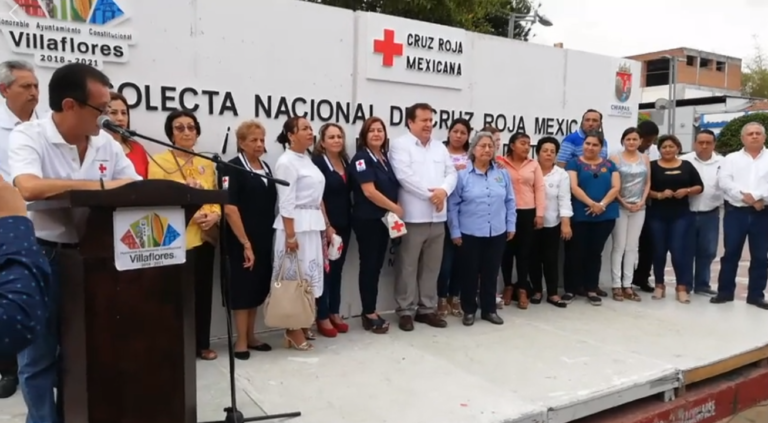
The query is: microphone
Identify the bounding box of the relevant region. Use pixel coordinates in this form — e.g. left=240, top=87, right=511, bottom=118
left=221, top=126, right=230, bottom=155
left=97, top=116, right=289, bottom=186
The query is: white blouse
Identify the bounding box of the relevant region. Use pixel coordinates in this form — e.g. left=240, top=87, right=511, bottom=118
left=273, top=150, right=326, bottom=232
left=542, top=166, right=573, bottom=228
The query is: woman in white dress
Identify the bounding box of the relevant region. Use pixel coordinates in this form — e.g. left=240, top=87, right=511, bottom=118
left=273, top=116, right=329, bottom=351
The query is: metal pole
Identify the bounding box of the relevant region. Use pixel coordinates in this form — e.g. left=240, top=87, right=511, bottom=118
left=670, top=58, right=677, bottom=135
left=666, top=58, right=673, bottom=134
left=507, top=14, right=518, bottom=39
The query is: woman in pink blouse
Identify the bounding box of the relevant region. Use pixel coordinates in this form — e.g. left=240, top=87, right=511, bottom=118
left=498, top=132, right=546, bottom=309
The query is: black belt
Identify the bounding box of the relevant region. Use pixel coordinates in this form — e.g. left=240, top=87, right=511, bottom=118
left=36, top=238, right=79, bottom=249
left=692, top=208, right=718, bottom=214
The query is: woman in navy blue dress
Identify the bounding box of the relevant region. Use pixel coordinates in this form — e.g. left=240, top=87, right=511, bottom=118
left=347, top=117, right=401, bottom=334
left=311, top=123, right=352, bottom=338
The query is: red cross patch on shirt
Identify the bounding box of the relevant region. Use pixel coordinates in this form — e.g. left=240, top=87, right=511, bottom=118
left=98, top=163, right=107, bottom=174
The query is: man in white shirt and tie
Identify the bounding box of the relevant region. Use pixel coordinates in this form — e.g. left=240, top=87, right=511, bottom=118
left=681, top=129, right=722, bottom=297
left=0, top=60, right=40, bottom=401
left=9, top=63, right=140, bottom=423
left=712, top=122, right=768, bottom=309
left=389, top=103, right=457, bottom=331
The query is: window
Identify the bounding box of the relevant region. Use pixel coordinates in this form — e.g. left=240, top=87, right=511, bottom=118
left=716, top=61, right=725, bottom=72
left=646, top=58, right=671, bottom=87
left=686, top=55, right=697, bottom=66
left=699, top=58, right=711, bottom=68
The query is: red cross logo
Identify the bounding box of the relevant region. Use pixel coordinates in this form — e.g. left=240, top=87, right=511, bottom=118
left=98, top=164, right=107, bottom=174
left=391, top=221, right=405, bottom=233
left=373, top=29, right=403, bottom=67
left=337, top=243, right=343, bottom=254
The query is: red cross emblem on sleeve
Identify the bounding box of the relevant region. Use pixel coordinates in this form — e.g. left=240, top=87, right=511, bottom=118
left=337, top=243, right=343, bottom=254
left=391, top=220, right=404, bottom=233
left=98, top=164, right=107, bottom=174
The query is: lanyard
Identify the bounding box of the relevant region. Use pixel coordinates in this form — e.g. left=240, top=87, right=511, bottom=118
left=367, top=148, right=387, bottom=170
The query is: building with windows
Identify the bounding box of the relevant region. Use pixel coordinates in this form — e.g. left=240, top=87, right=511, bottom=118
left=626, top=47, right=742, bottom=103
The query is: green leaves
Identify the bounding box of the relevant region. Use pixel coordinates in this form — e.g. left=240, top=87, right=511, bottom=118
left=303, top=0, right=540, bottom=41
left=742, top=37, right=768, bottom=99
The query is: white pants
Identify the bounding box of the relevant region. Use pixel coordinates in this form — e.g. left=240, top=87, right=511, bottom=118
left=610, top=208, right=646, bottom=288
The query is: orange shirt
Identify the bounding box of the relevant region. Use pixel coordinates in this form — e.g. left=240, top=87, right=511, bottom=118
left=498, top=156, right=545, bottom=216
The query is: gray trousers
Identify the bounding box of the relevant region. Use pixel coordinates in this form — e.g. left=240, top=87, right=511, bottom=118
left=394, top=222, right=445, bottom=316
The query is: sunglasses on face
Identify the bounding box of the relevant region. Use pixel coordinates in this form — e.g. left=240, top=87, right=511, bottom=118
left=174, top=124, right=196, bottom=133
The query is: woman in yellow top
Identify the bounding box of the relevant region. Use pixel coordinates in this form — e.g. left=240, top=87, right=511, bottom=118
left=148, top=110, right=221, bottom=361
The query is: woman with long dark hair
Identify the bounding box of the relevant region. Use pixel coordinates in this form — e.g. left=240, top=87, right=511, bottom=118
left=311, top=123, right=352, bottom=337
left=106, top=92, right=149, bottom=178
left=564, top=132, right=620, bottom=306
left=347, top=117, right=401, bottom=334
left=498, top=132, right=545, bottom=309
left=437, top=118, right=471, bottom=317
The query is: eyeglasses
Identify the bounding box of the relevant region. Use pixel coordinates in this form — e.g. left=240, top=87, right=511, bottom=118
left=77, top=100, right=107, bottom=114
left=174, top=124, right=197, bottom=133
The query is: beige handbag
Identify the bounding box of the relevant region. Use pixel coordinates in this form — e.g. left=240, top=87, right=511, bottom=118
left=263, top=253, right=316, bottom=329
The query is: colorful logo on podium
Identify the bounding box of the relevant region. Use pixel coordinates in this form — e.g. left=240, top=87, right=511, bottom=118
left=119, top=212, right=181, bottom=250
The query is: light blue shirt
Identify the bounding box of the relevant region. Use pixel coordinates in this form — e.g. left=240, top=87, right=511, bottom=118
left=447, top=162, right=516, bottom=239
left=557, top=128, right=609, bottom=164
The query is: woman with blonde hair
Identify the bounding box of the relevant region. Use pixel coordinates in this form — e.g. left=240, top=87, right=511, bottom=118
left=221, top=120, right=277, bottom=359
left=311, top=123, right=352, bottom=337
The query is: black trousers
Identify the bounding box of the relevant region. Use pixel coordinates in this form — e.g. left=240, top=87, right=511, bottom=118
left=568, top=220, right=615, bottom=293
left=192, top=242, right=216, bottom=351
left=632, top=219, right=654, bottom=285
left=354, top=218, right=390, bottom=315
left=501, top=208, right=536, bottom=291
left=530, top=225, right=561, bottom=296
left=459, top=233, right=507, bottom=315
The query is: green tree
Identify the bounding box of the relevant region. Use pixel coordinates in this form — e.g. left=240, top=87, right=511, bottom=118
left=302, top=0, right=541, bottom=41
left=715, top=112, right=768, bottom=154
left=741, top=38, right=768, bottom=98
left=638, top=113, right=650, bottom=125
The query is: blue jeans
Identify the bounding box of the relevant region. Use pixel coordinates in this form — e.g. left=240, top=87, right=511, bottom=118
left=692, top=209, right=720, bottom=290
left=717, top=204, right=768, bottom=301
left=316, top=226, right=351, bottom=319
left=18, top=245, right=60, bottom=423
left=649, top=212, right=694, bottom=289
left=437, top=227, right=460, bottom=298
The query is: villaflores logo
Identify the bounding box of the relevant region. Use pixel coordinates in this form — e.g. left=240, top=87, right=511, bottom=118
left=373, top=28, right=463, bottom=76
left=0, top=0, right=135, bottom=69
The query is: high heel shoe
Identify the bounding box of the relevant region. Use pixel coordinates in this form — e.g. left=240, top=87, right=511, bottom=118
left=330, top=317, right=349, bottom=333
left=676, top=286, right=690, bottom=304
left=283, top=334, right=313, bottom=351
left=316, top=320, right=338, bottom=338
left=652, top=284, right=666, bottom=300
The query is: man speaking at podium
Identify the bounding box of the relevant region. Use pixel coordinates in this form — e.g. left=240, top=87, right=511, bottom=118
left=8, top=63, right=140, bottom=423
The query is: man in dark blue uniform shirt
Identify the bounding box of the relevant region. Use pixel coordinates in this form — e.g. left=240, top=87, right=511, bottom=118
left=0, top=176, right=51, bottom=357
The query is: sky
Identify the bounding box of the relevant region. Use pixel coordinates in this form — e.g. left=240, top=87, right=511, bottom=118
left=528, top=0, right=767, bottom=63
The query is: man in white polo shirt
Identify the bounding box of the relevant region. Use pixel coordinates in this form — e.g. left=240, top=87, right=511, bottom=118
left=0, top=60, right=41, bottom=401
left=681, top=129, right=722, bottom=297
left=9, top=63, right=140, bottom=423
left=389, top=103, right=457, bottom=331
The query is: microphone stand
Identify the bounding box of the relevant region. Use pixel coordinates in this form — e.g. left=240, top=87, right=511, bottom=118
left=121, top=128, right=289, bottom=186
left=120, top=128, right=299, bottom=422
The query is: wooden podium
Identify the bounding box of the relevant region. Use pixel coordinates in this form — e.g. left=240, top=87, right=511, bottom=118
left=28, top=180, right=227, bottom=423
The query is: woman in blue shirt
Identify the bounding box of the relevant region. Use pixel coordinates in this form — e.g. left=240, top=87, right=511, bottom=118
left=564, top=131, right=620, bottom=306
left=347, top=117, right=401, bottom=334
left=447, top=132, right=516, bottom=326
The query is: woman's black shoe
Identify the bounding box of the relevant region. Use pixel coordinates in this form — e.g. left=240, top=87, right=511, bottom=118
left=234, top=351, right=250, bottom=361
left=547, top=297, right=567, bottom=308
left=248, top=343, right=272, bottom=352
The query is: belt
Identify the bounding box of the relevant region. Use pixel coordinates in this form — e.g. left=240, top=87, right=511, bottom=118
left=692, top=208, right=718, bottom=214
left=37, top=238, right=79, bottom=249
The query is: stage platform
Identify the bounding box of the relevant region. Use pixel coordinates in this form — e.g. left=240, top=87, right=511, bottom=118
left=3, top=287, right=766, bottom=423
